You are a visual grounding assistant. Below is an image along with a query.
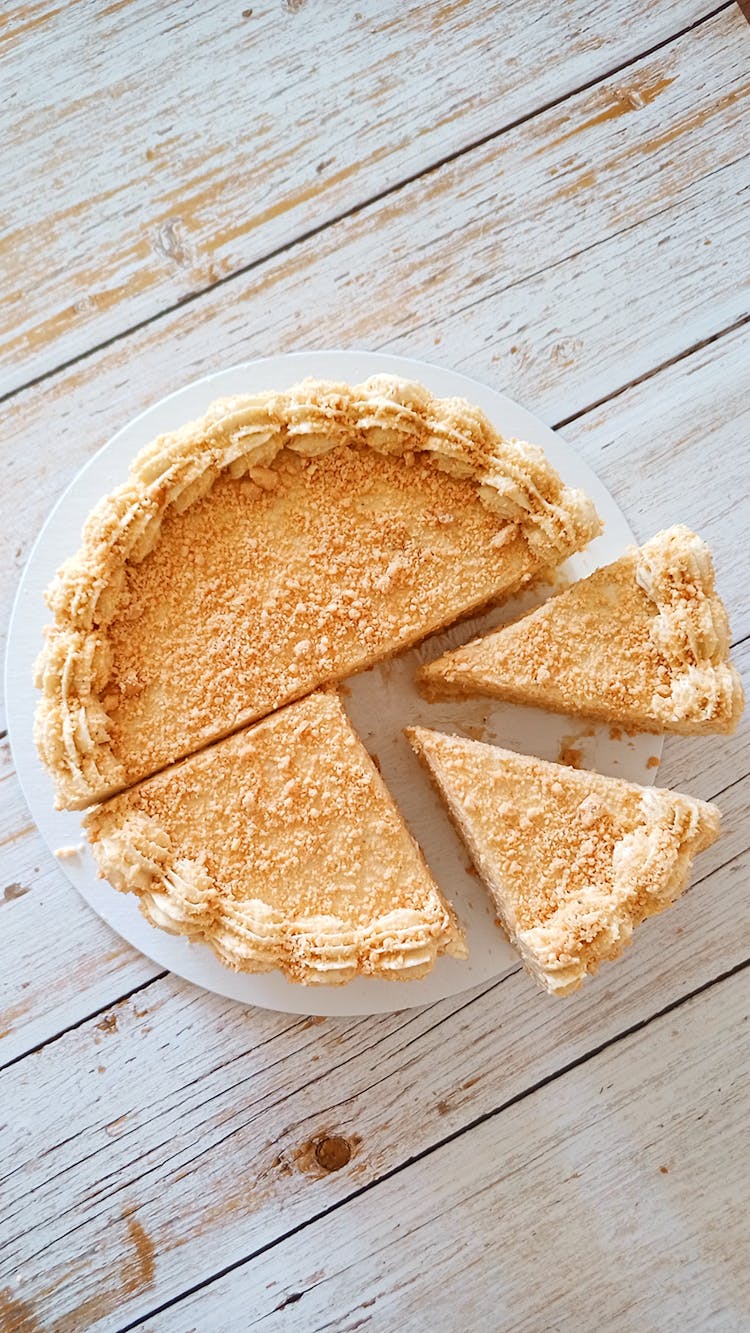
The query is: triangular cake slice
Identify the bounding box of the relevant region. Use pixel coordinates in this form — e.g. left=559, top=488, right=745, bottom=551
left=36, top=375, right=600, bottom=808
left=85, top=692, right=466, bottom=985
left=418, top=526, right=743, bottom=735
left=407, top=727, right=719, bottom=995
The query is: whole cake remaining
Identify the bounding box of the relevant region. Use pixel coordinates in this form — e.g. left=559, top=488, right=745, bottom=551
left=407, top=727, right=720, bottom=995
left=34, top=376, right=600, bottom=810
left=34, top=373, right=732, bottom=996
left=84, top=691, right=466, bottom=985
left=418, top=526, right=743, bottom=735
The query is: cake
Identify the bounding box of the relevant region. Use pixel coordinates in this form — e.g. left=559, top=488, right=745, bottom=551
left=35, top=376, right=600, bottom=809
left=84, top=691, right=467, bottom=985
left=407, top=726, right=720, bottom=995
left=417, top=527, right=743, bottom=735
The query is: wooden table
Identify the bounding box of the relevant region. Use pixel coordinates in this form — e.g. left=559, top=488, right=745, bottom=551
left=2, top=3, right=749, bottom=1329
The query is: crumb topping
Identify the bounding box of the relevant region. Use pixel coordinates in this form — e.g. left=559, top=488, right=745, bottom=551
left=104, top=448, right=526, bottom=784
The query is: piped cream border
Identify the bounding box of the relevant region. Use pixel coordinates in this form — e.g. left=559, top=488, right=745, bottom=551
left=418, top=525, right=743, bottom=734
left=85, top=806, right=467, bottom=985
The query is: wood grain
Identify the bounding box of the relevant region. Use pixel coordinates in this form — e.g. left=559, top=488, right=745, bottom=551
left=3, top=9, right=748, bottom=678
left=155, top=967, right=750, bottom=1332
left=1, top=847, right=746, bottom=1330
left=0, top=0, right=725, bottom=393
left=0, top=734, right=160, bottom=1066
left=565, top=322, right=750, bottom=638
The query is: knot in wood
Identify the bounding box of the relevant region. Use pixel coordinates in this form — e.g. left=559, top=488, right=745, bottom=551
left=314, top=1136, right=352, bottom=1171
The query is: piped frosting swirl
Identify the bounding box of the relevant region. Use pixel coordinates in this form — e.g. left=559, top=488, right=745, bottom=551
left=87, top=806, right=461, bottom=983
left=635, top=526, right=742, bottom=726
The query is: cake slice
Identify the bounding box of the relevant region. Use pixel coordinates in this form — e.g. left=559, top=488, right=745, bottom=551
left=36, top=375, right=600, bottom=808
left=418, top=526, right=743, bottom=735
left=407, top=727, right=719, bottom=995
left=84, top=692, right=466, bottom=985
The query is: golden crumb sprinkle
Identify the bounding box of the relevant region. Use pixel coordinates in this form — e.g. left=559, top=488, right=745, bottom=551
left=105, top=450, right=520, bottom=786
left=557, top=740, right=584, bottom=769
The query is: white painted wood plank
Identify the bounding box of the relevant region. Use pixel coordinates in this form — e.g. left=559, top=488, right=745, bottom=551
left=0, top=735, right=160, bottom=1064
left=404, top=167, right=749, bottom=422
left=0, top=0, right=722, bottom=392
left=1, top=780, right=747, bottom=1330
left=3, top=10, right=747, bottom=682
left=153, top=968, right=750, bottom=1333
left=0, top=7, right=746, bottom=1327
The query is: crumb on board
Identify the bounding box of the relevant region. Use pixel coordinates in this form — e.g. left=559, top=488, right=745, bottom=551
left=558, top=741, right=584, bottom=769
left=647, top=755, right=660, bottom=769
left=462, top=722, right=487, bottom=742
left=55, top=844, right=85, bottom=859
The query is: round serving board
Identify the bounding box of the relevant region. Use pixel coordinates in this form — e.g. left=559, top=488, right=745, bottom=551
left=5, top=351, right=661, bottom=1015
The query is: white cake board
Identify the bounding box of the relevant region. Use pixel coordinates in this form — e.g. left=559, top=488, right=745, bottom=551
left=5, top=351, right=661, bottom=1015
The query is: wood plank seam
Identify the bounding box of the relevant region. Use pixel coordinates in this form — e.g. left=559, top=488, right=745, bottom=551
left=2, top=14, right=746, bottom=677
left=704, top=774, right=750, bottom=806
left=379, top=147, right=748, bottom=353
left=1, top=847, right=746, bottom=1317
left=553, top=311, right=750, bottom=429
left=385, top=972, right=518, bottom=1062
left=136, top=1000, right=493, bottom=1179
left=0, top=971, right=167, bottom=1079
left=155, top=970, right=750, bottom=1329
left=0, top=11, right=746, bottom=1322
left=0, top=0, right=734, bottom=413
left=116, top=954, right=750, bottom=1333
left=2, top=850, right=745, bottom=1261
left=679, top=847, right=748, bottom=910
left=0, top=1002, right=485, bottom=1252
left=292, top=984, right=520, bottom=1127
